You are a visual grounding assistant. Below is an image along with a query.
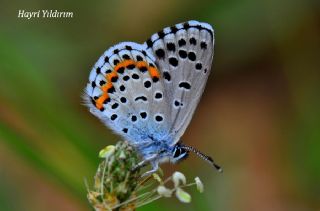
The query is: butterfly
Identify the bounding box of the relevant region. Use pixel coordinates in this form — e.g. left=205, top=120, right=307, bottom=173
left=84, top=20, right=221, bottom=176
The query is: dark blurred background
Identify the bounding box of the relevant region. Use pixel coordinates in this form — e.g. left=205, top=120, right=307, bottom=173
left=1, top=0, right=320, bottom=210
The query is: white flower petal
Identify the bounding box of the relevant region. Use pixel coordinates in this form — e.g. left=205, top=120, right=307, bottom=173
left=175, top=188, right=191, bottom=203
left=194, top=177, right=204, bottom=193
left=157, top=185, right=172, bottom=197
left=172, top=171, right=186, bottom=188
left=99, top=145, right=115, bottom=158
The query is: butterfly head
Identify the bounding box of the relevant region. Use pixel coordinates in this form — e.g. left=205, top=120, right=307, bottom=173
left=170, top=143, right=189, bottom=163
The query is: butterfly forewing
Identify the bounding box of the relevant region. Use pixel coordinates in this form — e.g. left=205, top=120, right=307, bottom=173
left=143, top=20, right=214, bottom=144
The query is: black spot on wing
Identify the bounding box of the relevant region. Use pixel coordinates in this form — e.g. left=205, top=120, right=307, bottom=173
left=123, top=75, right=130, bottom=81
left=200, top=41, right=207, bottom=49
left=144, top=80, right=151, bottom=88
left=154, top=92, right=163, bottom=99
left=111, top=103, right=119, bottom=109
left=113, top=49, right=119, bottom=54
left=178, top=39, right=186, bottom=47
left=174, top=100, right=183, bottom=107
left=125, top=45, right=132, bottom=50
left=126, top=64, right=135, bottom=70
left=119, top=85, right=125, bottom=92
left=111, top=76, right=118, bottom=82
left=146, top=39, right=153, bottom=48
left=96, top=67, right=101, bottom=74
left=195, top=63, right=202, bottom=70
left=155, top=115, right=163, bottom=122
left=178, top=50, right=187, bottom=59
left=158, top=30, right=165, bottom=39
left=107, top=87, right=115, bottom=93
left=169, top=57, right=178, bottom=67
left=122, top=54, right=130, bottom=60
left=136, top=55, right=143, bottom=61
left=189, top=37, right=197, bottom=45
left=110, top=114, right=118, bottom=120
left=142, top=50, right=147, bottom=56
left=152, top=77, right=159, bottom=83
left=140, top=112, right=147, bottom=119
left=139, top=66, right=148, bottom=73
left=166, top=43, right=176, bottom=52
left=117, top=67, right=125, bottom=74
left=155, top=49, right=165, bottom=59
left=113, top=59, right=120, bottom=65
left=131, top=115, right=137, bottom=122
left=163, top=71, right=171, bottom=81
left=132, top=73, right=139, bottom=80
left=135, top=96, right=147, bottom=102
left=179, top=82, right=191, bottom=90
left=120, top=97, right=127, bottom=103
left=171, top=26, right=178, bottom=33
left=188, top=52, right=196, bottom=61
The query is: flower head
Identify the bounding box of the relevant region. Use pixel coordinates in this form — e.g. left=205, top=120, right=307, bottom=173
left=87, top=141, right=206, bottom=210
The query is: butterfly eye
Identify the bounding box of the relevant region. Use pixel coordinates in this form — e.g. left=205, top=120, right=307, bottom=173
left=173, top=147, right=182, bottom=158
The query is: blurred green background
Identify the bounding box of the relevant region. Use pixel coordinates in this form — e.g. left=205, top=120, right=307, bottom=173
left=1, top=0, right=320, bottom=210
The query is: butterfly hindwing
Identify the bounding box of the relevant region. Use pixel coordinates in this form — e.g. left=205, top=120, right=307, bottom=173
left=143, top=20, right=214, bottom=144
left=85, top=42, right=171, bottom=144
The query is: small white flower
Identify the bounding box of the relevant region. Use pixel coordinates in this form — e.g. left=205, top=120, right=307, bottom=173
left=172, top=171, right=186, bottom=188
left=99, top=145, right=115, bottom=159
left=175, top=188, right=191, bottom=203
left=194, top=177, right=204, bottom=193
left=157, top=185, right=172, bottom=197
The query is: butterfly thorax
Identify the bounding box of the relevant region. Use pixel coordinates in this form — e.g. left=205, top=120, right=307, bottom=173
left=135, top=138, right=189, bottom=164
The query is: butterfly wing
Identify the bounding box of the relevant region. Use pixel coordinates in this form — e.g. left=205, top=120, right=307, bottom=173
left=143, top=20, right=214, bottom=145
left=84, top=42, right=172, bottom=144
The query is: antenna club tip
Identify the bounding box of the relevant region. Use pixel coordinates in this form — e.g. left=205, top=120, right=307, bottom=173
left=213, top=164, right=223, bottom=173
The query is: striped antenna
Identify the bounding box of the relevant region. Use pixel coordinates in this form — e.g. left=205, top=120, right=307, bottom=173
left=180, top=144, right=223, bottom=172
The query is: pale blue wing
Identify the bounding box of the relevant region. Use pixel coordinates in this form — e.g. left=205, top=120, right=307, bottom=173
left=84, top=42, right=171, bottom=144
left=143, top=20, right=214, bottom=145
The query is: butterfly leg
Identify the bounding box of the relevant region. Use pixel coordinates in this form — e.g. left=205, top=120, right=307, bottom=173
left=140, top=161, right=159, bottom=178
left=130, top=140, right=153, bottom=148
left=131, top=154, right=157, bottom=172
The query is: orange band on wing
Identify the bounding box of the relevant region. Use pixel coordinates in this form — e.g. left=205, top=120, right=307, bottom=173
left=121, top=60, right=135, bottom=68
left=101, top=83, right=113, bottom=92
left=96, top=93, right=109, bottom=110
left=148, top=66, right=160, bottom=78
left=136, top=61, right=147, bottom=69
left=94, top=58, right=160, bottom=110
left=106, top=71, right=118, bottom=82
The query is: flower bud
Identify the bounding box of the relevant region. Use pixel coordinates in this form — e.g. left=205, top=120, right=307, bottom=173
left=172, top=171, right=186, bottom=188
left=194, top=177, right=204, bottom=193
left=175, top=188, right=191, bottom=203
left=157, top=185, right=172, bottom=197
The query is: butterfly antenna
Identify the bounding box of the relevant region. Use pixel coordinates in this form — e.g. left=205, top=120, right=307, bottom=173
left=180, top=144, right=223, bottom=173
